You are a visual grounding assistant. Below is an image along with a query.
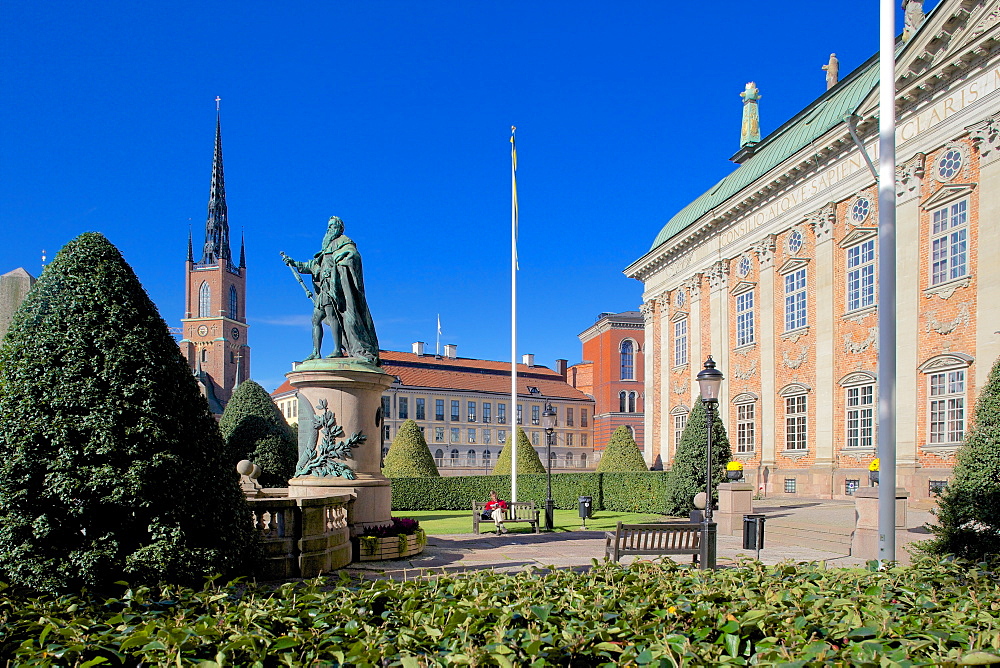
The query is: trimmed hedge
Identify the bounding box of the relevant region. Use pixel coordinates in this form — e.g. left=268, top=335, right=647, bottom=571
left=382, top=419, right=439, bottom=477
left=491, top=427, right=546, bottom=475
left=596, top=426, right=648, bottom=472
left=219, top=379, right=298, bottom=487
left=390, top=472, right=672, bottom=514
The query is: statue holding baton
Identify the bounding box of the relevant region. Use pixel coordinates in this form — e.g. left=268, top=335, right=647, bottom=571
left=280, top=216, right=380, bottom=366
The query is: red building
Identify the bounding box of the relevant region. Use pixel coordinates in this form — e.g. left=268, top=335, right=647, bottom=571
left=567, top=311, right=645, bottom=460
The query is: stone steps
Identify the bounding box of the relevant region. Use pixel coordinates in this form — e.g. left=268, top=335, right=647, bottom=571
left=762, top=520, right=854, bottom=555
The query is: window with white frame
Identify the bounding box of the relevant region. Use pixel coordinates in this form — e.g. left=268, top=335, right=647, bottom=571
left=483, top=429, right=491, bottom=444
left=450, top=428, right=459, bottom=442
left=736, top=290, right=755, bottom=346
left=498, top=430, right=507, bottom=444
left=531, top=431, right=539, bottom=445
left=785, top=395, right=807, bottom=450
left=620, top=339, right=635, bottom=380
left=784, top=268, right=807, bottom=331
left=434, top=427, right=444, bottom=442
left=930, top=369, right=966, bottom=444
left=736, top=403, right=755, bottom=453
left=931, top=200, right=968, bottom=286
left=846, top=385, right=875, bottom=448
left=198, top=282, right=211, bottom=318
left=628, top=391, right=637, bottom=413
left=846, top=239, right=876, bottom=312
left=674, top=318, right=688, bottom=367
left=468, top=428, right=476, bottom=443
left=566, top=433, right=574, bottom=446
left=673, top=412, right=688, bottom=450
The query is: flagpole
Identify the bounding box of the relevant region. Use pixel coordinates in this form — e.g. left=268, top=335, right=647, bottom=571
left=877, top=0, right=897, bottom=563
left=510, top=126, right=518, bottom=503
left=436, top=314, right=441, bottom=357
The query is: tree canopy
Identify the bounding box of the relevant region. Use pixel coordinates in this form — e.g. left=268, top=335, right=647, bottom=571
left=219, top=380, right=298, bottom=487
left=664, top=398, right=733, bottom=516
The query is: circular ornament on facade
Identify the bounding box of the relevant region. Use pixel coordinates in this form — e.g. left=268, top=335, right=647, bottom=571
left=788, top=229, right=804, bottom=254
left=737, top=255, right=752, bottom=277
left=231, top=327, right=240, bottom=340
left=935, top=144, right=965, bottom=181
left=675, top=289, right=686, bottom=307
left=850, top=197, right=871, bottom=224
left=197, top=325, right=208, bottom=337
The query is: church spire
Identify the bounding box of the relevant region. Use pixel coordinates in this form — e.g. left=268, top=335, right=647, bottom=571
left=239, top=229, right=246, bottom=268
left=187, top=226, right=194, bottom=262
left=200, top=97, right=231, bottom=265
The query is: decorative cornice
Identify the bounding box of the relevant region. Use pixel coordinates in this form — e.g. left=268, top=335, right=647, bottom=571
left=924, top=276, right=971, bottom=299
left=707, top=261, right=730, bottom=291
left=685, top=274, right=703, bottom=300
left=969, top=113, right=1000, bottom=166
left=839, top=370, right=877, bottom=387
left=896, top=152, right=925, bottom=201
left=754, top=235, right=776, bottom=270
left=777, top=257, right=811, bottom=276
left=917, top=352, right=974, bottom=373
left=640, top=300, right=656, bottom=324
left=922, top=182, right=976, bottom=210
left=806, top=202, right=836, bottom=244
left=839, top=227, right=878, bottom=249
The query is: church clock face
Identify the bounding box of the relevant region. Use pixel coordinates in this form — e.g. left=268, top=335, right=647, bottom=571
left=197, top=325, right=208, bottom=337
left=231, top=327, right=240, bottom=340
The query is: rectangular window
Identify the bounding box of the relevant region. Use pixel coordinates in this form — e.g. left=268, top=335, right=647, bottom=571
left=416, top=398, right=425, bottom=420
left=846, top=239, right=876, bottom=311
left=435, top=399, right=445, bottom=421
left=735, top=291, right=755, bottom=347
left=498, top=403, right=507, bottom=424
left=483, top=429, right=491, bottom=444
left=566, top=433, right=574, bottom=446
left=468, top=401, right=477, bottom=422
left=674, top=413, right=688, bottom=450
left=450, top=428, right=459, bottom=443
left=434, top=427, right=444, bottom=442
left=581, top=434, right=588, bottom=448
left=784, top=478, right=797, bottom=494
left=581, top=410, right=588, bottom=428
left=517, top=405, right=523, bottom=425
left=845, top=479, right=860, bottom=496
left=674, top=318, right=688, bottom=366
left=785, top=395, right=807, bottom=450
left=468, top=428, right=476, bottom=443
left=784, top=268, right=807, bottom=331
left=846, top=385, right=874, bottom=448
left=383, top=425, right=391, bottom=441
left=931, top=200, right=968, bottom=285
left=451, top=400, right=460, bottom=421
left=382, top=396, right=391, bottom=419
left=483, top=402, right=492, bottom=423
left=929, top=479, right=948, bottom=495
left=531, top=431, right=539, bottom=445
left=398, top=397, right=408, bottom=420
left=531, top=405, right=539, bottom=425
left=736, top=403, right=755, bottom=453
left=930, top=370, right=965, bottom=443
left=498, top=430, right=507, bottom=444
left=566, top=408, right=574, bottom=426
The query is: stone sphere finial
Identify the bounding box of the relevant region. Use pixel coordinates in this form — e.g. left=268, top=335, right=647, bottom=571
left=236, top=460, right=254, bottom=476
left=693, top=492, right=707, bottom=510
left=250, top=464, right=262, bottom=480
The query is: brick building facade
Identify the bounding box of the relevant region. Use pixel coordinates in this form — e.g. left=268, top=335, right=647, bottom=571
left=567, top=311, right=645, bottom=459
left=626, top=0, right=1000, bottom=501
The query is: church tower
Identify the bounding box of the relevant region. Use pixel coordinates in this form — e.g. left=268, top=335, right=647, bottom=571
left=179, top=101, right=249, bottom=413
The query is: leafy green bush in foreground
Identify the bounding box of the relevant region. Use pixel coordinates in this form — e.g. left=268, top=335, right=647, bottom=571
left=2, top=556, right=1000, bottom=665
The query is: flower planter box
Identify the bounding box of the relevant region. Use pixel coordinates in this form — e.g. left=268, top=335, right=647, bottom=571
left=356, top=534, right=425, bottom=562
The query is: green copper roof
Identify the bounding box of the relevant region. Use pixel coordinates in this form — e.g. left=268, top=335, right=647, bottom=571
left=649, top=56, right=879, bottom=252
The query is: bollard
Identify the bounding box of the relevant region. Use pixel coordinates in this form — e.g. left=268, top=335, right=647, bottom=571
left=743, top=514, right=766, bottom=559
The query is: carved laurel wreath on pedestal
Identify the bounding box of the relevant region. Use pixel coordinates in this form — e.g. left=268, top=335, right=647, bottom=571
left=294, top=398, right=366, bottom=479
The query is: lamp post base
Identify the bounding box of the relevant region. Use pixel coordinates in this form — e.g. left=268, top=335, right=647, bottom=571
left=544, top=498, right=554, bottom=531
left=700, top=521, right=718, bottom=570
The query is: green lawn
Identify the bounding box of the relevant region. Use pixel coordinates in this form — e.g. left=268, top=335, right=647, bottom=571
left=401, top=509, right=671, bottom=535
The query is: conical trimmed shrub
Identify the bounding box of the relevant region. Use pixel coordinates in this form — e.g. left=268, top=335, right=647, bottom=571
left=664, top=398, right=733, bottom=516
left=382, top=419, right=440, bottom=477
left=219, top=380, right=298, bottom=487
left=0, top=232, right=258, bottom=592
left=596, top=426, right=648, bottom=472
left=491, top=427, right=546, bottom=475
left=926, top=355, right=1000, bottom=560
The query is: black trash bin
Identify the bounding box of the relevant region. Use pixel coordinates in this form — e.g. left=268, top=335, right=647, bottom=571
left=578, top=496, right=593, bottom=519
left=743, top=514, right=766, bottom=553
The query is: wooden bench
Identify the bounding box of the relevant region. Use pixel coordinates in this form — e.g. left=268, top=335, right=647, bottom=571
left=604, top=522, right=703, bottom=564
left=472, top=501, right=540, bottom=534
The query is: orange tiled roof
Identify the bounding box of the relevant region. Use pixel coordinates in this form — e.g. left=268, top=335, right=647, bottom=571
left=271, top=379, right=295, bottom=397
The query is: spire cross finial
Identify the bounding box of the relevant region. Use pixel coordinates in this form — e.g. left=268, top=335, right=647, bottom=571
left=215, top=96, right=221, bottom=112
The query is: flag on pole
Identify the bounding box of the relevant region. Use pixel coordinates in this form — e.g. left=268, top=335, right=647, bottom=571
left=511, top=126, right=519, bottom=271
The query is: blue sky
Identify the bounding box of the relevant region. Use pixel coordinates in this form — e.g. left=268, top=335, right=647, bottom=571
left=0, top=1, right=926, bottom=392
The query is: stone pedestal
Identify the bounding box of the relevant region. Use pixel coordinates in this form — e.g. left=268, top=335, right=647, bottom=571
left=286, top=359, right=395, bottom=533
left=716, top=482, right=754, bottom=536
left=852, top=486, right=909, bottom=563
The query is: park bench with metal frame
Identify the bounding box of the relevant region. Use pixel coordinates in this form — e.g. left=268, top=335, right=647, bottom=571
left=472, top=500, right=540, bottom=534
left=604, top=522, right=703, bottom=564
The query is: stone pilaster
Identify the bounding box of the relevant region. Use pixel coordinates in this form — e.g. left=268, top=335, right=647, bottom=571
left=641, top=298, right=658, bottom=468
left=971, top=115, right=1000, bottom=392
left=708, top=260, right=731, bottom=408
left=687, top=274, right=704, bottom=400
left=755, top=236, right=777, bottom=479
left=809, top=204, right=837, bottom=479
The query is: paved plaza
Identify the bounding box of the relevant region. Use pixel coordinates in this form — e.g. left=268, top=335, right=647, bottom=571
left=346, top=498, right=937, bottom=580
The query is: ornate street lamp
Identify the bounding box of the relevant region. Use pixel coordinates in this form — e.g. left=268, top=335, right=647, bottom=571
left=542, top=401, right=557, bottom=531
left=696, top=356, right=724, bottom=570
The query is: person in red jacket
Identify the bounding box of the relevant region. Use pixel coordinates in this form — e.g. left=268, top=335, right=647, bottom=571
left=483, top=490, right=508, bottom=534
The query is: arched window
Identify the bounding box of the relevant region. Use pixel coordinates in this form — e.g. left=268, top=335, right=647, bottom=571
left=200, top=348, right=207, bottom=364
left=620, top=340, right=634, bottom=380
left=482, top=449, right=492, bottom=466
left=564, top=452, right=573, bottom=466
left=434, top=449, right=444, bottom=462
left=229, top=285, right=238, bottom=320
left=628, top=391, right=637, bottom=413
left=580, top=453, right=587, bottom=467
left=198, top=282, right=211, bottom=318
left=450, top=449, right=459, bottom=463
left=619, top=391, right=627, bottom=413
left=467, top=449, right=477, bottom=466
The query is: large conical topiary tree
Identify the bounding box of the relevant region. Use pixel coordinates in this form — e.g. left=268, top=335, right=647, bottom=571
left=925, top=355, right=1000, bottom=560
left=491, top=427, right=546, bottom=475
left=664, top=398, right=733, bottom=516
left=219, top=380, right=298, bottom=487
left=382, top=419, right=440, bottom=477
left=596, top=426, right=648, bottom=472
left=0, top=233, right=258, bottom=592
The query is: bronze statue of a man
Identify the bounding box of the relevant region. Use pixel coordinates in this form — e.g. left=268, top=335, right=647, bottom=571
left=281, top=216, right=380, bottom=365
